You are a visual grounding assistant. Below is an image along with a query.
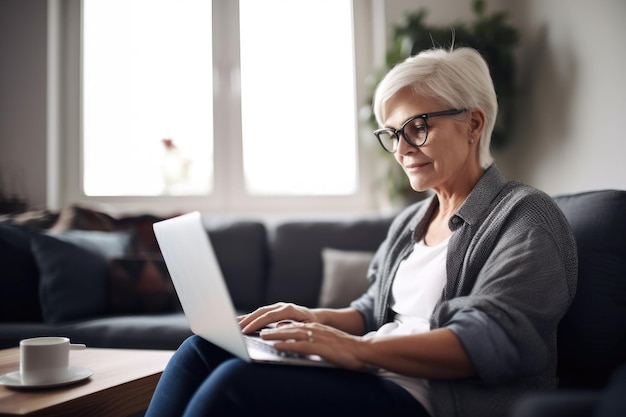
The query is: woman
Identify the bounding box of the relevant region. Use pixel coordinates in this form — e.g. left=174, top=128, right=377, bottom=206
left=145, top=47, right=577, bottom=417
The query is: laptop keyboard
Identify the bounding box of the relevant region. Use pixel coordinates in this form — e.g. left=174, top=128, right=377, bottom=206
left=244, top=336, right=302, bottom=359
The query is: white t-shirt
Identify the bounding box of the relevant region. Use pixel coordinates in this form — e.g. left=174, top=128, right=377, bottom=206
left=368, top=236, right=449, bottom=415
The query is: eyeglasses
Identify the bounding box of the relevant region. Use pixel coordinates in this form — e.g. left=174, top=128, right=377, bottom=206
left=374, top=108, right=466, bottom=153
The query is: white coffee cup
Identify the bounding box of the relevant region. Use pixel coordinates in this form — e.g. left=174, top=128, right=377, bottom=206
left=19, top=337, right=86, bottom=385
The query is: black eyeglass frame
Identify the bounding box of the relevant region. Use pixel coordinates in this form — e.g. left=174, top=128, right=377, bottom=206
left=374, top=108, right=467, bottom=152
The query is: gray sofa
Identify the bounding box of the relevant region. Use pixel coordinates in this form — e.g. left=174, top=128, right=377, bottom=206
left=511, top=189, right=626, bottom=416
left=1, top=190, right=625, bottom=416
left=0, top=205, right=392, bottom=350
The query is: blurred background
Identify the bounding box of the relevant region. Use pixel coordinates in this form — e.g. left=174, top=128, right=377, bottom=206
left=1, top=0, right=624, bottom=219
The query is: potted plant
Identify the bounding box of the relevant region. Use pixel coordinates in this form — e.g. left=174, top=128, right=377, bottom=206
left=366, top=0, right=519, bottom=206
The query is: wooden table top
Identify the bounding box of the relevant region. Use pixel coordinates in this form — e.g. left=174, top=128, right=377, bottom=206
left=0, top=347, right=175, bottom=417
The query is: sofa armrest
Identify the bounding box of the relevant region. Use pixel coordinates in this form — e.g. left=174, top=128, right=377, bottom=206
left=511, top=363, right=626, bottom=417
left=510, top=391, right=600, bottom=417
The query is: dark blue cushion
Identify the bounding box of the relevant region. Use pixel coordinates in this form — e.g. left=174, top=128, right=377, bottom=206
left=31, top=233, right=109, bottom=323
left=0, top=224, right=42, bottom=321
left=553, top=190, right=626, bottom=388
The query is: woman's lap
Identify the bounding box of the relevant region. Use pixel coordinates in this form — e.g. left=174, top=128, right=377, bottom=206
left=146, top=335, right=427, bottom=417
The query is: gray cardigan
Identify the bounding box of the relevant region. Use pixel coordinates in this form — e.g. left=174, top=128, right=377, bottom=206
left=351, top=165, right=578, bottom=417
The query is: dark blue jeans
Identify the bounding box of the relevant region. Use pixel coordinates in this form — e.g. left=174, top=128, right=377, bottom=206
left=145, top=335, right=428, bottom=417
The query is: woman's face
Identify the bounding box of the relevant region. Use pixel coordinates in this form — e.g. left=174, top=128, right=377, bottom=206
left=381, top=88, right=483, bottom=195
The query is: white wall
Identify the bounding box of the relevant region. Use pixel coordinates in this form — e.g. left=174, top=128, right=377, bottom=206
left=384, top=0, right=507, bottom=29
left=385, top=0, right=626, bottom=195
left=0, top=0, right=48, bottom=209
left=500, top=0, right=626, bottom=195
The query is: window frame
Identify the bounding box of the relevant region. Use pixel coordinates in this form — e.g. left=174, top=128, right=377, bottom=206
left=52, top=0, right=380, bottom=217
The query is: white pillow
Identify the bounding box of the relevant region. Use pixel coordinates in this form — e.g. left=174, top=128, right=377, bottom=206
left=319, top=248, right=374, bottom=308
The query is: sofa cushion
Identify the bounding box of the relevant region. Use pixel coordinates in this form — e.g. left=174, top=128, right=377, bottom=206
left=0, top=322, right=74, bottom=349
left=62, top=313, right=192, bottom=350
left=595, top=363, right=626, bottom=417
left=266, top=217, right=392, bottom=307
left=31, top=233, right=109, bottom=323
left=319, top=248, right=374, bottom=308
left=0, top=224, right=42, bottom=321
left=205, top=220, right=269, bottom=312
left=553, top=190, right=626, bottom=388
left=108, top=256, right=181, bottom=315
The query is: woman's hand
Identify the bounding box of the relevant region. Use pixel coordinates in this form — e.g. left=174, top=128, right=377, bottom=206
left=259, top=322, right=370, bottom=371
left=242, top=307, right=474, bottom=377
left=238, top=302, right=320, bottom=334
left=263, top=324, right=475, bottom=378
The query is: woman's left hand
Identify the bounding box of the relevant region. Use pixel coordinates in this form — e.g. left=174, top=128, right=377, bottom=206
left=259, top=322, right=370, bottom=370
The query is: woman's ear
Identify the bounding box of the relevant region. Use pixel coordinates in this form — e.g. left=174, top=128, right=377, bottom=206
left=468, top=109, right=485, bottom=143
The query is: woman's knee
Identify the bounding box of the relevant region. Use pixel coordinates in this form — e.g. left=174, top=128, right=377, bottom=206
left=186, top=359, right=261, bottom=416
left=164, top=335, right=234, bottom=382
left=179, top=334, right=207, bottom=351
left=209, top=359, right=259, bottom=393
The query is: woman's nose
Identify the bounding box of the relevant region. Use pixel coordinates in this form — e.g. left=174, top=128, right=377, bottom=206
left=395, top=134, right=416, bottom=156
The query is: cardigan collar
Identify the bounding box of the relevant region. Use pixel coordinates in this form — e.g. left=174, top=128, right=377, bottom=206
left=409, top=164, right=508, bottom=239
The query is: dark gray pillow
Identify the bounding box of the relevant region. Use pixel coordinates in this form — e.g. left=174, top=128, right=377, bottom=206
left=205, top=220, right=269, bottom=312
left=31, top=233, right=108, bottom=323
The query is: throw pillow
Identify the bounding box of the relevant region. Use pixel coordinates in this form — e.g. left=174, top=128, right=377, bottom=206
left=31, top=233, right=109, bottom=323
left=319, top=248, right=374, bottom=308
left=46, top=230, right=132, bottom=258
left=115, top=214, right=168, bottom=255
left=0, top=208, right=59, bottom=229
left=0, top=224, right=42, bottom=321
left=49, top=204, right=117, bottom=232
left=108, top=257, right=181, bottom=315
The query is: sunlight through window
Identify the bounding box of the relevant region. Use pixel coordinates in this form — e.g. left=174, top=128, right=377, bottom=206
left=83, top=0, right=213, bottom=196
left=239, top=0, right=358, bottom=195
left=82, top=0, right=358, bottom=200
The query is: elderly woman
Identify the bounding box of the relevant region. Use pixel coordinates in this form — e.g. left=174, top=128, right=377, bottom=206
left=145, top=47, right=577, bottom=417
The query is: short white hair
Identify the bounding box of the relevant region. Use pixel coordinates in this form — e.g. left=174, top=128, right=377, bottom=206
left=373, top=47, right=497, bottom=168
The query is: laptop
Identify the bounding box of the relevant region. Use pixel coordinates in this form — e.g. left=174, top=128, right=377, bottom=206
left=153, top=211, right=334, bottom=367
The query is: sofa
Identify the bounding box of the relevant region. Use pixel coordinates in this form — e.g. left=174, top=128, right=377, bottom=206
left=510, top=189, right=626, bottom=416
left=1, top=190, right=625, bottom=415
left=0, top=204, right=393, bottom=350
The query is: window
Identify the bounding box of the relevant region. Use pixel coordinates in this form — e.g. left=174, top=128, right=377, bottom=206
left=239, top=0, right=357, bottom=196
left=83, top=0, right=213, bottom=197
left=57, top=0, right=376, bottom=215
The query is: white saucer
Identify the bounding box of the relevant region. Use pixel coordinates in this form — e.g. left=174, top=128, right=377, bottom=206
left=0, top=367, right=94, bottom=389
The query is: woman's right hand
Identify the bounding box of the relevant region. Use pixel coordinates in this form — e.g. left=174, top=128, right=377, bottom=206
left=237, top=302, right=319, bottom=334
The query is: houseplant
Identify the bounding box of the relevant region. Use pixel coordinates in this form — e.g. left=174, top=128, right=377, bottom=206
left=367, top=0, right=519, bottom=206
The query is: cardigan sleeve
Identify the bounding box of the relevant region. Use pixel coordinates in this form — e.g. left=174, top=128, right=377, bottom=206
left=350, top=241, right=388, bottom=333
left=435, top=197, right=577, bottom=386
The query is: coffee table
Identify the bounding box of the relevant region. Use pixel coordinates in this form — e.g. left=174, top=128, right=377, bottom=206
left=0, top=347, right=174, bottom=417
